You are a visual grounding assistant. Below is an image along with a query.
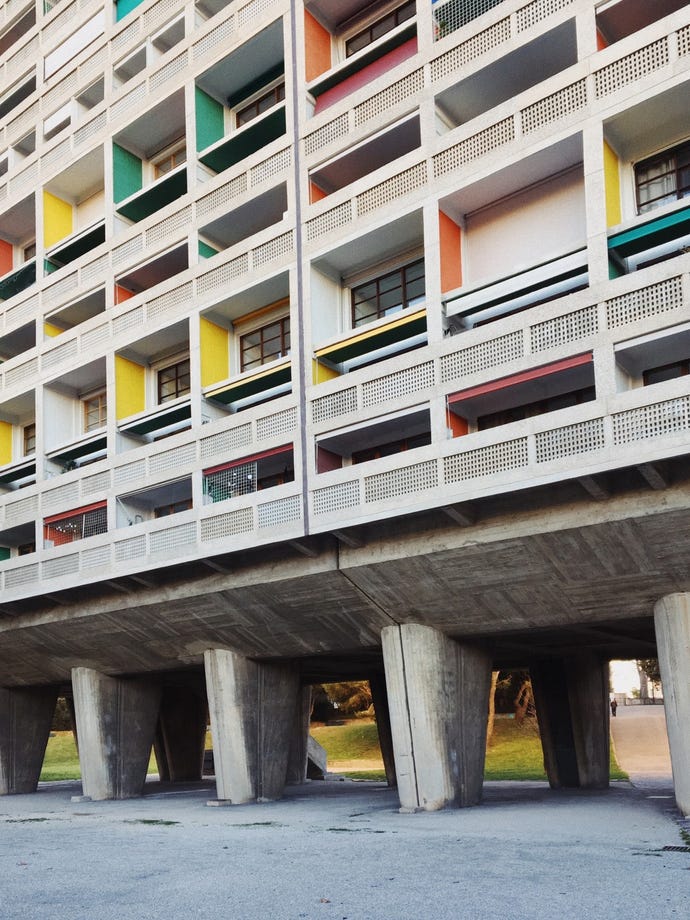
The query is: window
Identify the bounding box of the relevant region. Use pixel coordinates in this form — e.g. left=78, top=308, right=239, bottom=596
left=83, top=391, right=107, bottom=431
left=154, top=499, right=192, bottom=517
left=17, top=542, right=35, bottom=556
left=345, top=1, right=416, bottom=57
left=351, top=258, right=425, bottom=327
left=636, top=140, right=690, bottom=214
left=23, top=241, right=36, bottom=262
left=23, top=423, right=35, bottom=456
left=240, top=317, right=290, bottom=372
left=477, top=387, right=595, bottom=430
left=153, top=140, right=186, bottom=178
left=158, top=358, right=190, bottom=403
left=352, top=432, right=430, bottom=464
left=643, top=359, right=690, bottom=386
left=236, top=83, right=285, bottom=127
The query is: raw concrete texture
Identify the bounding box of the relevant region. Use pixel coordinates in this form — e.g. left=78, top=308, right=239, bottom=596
left=1, top=776, right=688, bottom=920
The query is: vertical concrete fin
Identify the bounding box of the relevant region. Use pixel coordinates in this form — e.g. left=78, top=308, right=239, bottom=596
left=369, top=672, right=397, bottom=788
left=286, top=685, right=312, bottom=785
left=0, top=687, right=57, bottom=795
left=654, top=594, right=690, bottom=817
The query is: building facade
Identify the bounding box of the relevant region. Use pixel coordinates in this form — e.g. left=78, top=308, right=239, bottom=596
left=1, top=0, right=690, bottom=812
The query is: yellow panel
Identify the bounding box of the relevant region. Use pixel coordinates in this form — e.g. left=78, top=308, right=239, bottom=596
left=44, top=322, right=62, bottom=338
left=312, top=359, right=340, bottom=384
left=43, top=191, right=73, bottom=249
left=0, top=420, right=13, bottom=466
left=200, top=317, right=229, bottom=387
left=115, top=355, right=146, bottom=420
left=604, top=141, right=622, bottom=228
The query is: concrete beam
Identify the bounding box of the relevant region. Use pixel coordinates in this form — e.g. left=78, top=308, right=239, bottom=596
left=654, top=594, right=690, bottom=816
left=0, top=687, right=57, bottom=795
left=382, top=624, right=491, bottom=811
left=71, top=668, right=161, bottom=800
left=204, top=648, right=298, bottom=804
left=531, top=654, right=609, bottom=789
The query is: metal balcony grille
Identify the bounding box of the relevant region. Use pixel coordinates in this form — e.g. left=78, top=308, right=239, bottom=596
left=432, top=0, right=507, bottom=41
left=204, top=461, right=258, bottom=503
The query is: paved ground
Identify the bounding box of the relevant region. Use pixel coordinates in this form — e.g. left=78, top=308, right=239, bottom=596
left=1, top=708, right=688, bottom=920
left=610, top=702, right=673, bottom=786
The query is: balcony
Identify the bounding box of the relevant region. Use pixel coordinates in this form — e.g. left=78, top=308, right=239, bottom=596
left=43, top=502, right=107, bottom=548
left=203, top=445, right=294, bottom=502
left=432, top=0, right=508, bottom=42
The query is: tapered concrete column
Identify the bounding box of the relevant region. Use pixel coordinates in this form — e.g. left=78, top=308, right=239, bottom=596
left=71, top=668, right=161, bottom=800
left=531, top=653, right=609, bottom=789
left=382, top=624, right=492, bottom=811
left=369, top=672, right=397, bottom=787
left=654, top=594, right=690, bottom=816
left=0, top=687, right=57, bottom=794
left=154, top=687, right=207, bottom=782
left=204, top=649, right=299, bottom=803
left=286, top=685, right=312, bottom=784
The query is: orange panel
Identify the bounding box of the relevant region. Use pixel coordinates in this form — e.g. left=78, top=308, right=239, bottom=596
left=114, top=284, right=134, bottom=304
left=446, top=410, right=468, bottom=438
left=439, top=211, right=462, bottom=293
left=596, top=29, right=608, bottom=50
left=310, top=181, right=328, bottom=203
left=0, top=239, right=13, bottom=276
left=305, top=10, right=331, bottom=82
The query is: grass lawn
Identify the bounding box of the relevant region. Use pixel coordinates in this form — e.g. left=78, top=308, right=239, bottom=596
left=41, top=718, right=628, bottom=783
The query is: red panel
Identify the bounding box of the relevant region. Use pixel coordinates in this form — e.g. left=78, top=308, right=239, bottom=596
left=317, top=446, right=342, bottom=473
left=314, top=38, right=417, bottom=114
left=0, top=239, right=13, bottom=276
left=448, top=353, right=593, bottom=405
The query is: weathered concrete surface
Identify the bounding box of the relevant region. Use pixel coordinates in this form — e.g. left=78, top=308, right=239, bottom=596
left=71, top=668, right=161, bottom=800
left=654, top=594, right=690, bottom=816
left=204, top=649, right=298, bottom=803
left=382, top=624, right=492, bottom=810
left=531, top=653, right=609, bottom=789
left=0, top=687, right=56, bottom=794
left=0, top=779, right=687, bottom=920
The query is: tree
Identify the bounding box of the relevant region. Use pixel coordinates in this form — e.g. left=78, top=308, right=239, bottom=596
left=637, top=658, right=661, bottom=700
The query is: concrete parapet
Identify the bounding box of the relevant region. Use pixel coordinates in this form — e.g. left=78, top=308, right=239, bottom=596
left=0, top=686, right=57, bottom=795
left=382, top=623, right=491, bottom=811
left=71, top=668, right=161, bottom=800
left=654, top=594, right=690, bottom=816
left=204, top=648, right=298, bottom=804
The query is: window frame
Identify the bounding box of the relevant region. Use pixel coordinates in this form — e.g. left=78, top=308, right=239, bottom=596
left=22, top=422, right=36, bottom=456
left=235, top=81, right=285, bottom=128
left=239, top=315, right=291, bottom=373
left=350, top=257, right=425, bottom=328
left=343, top=0, right=416, bottom=59
left=635, top=139, right=690, bottom=214
left=157, top=356, right=191, bottom=404
left=83, top=390, right=107, bottom=432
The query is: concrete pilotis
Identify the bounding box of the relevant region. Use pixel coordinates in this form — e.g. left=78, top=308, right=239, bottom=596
left=381, top=624, right=492, bottom=811
left=154, top=686, right=207, bottom=782
left=286, top=685, right=312, bottom=784
left=369, top=672, right=397, bottom=787
left=0, top=687, right=57, bottom=794
left=654, top=593, right=690, bottom=816
left=71, top=668, right=161, bottom=800
left=204, top=648, right=298, bottom=803
left=531, top=654, right=609, bottom=789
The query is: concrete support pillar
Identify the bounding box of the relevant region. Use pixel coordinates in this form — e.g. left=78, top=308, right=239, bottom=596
left=154, top=687, right=207, bottom=783
left=381, top=624, right=492, bottom=811
left=0, top=687, right=57, bottom=794
left=204, top=649, right=298, bottom=803
left=286, top=685, right=312, bottom=784
left=369, top=672, right=397, bottom=787
left=531, top=653, right=609, bottom=789
left=654, top=594, right=690, bottom=816
left=71, top=668, right=161, bottom=800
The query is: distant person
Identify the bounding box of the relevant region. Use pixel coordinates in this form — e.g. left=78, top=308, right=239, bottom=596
left=610, top=698, right=618, bottom=718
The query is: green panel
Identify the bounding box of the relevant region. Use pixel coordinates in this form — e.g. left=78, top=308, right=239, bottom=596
left=200, top=106, right=286, bottom=174
left=196, top=87, right=225, bottom=153
left=199, top=240, right=219, bottom=259
left=0, top=262, right=36, bottom=300
left=0, top=547, right=10, bottom=561
left=209, top=365, right=291, bottom=406
left=126, top=405, right=191, bottom=436
left=47, top=223, right=106, bottom=269
left=113, top=144, right=143, bottom=204
left=608, top=204, right=690, bottom=258
left=0, top=460, right=35, bottom=484
left=51, top=436, right=107, bottom=465
left=116, top=0, right=145, bottom=22
left=116, top=170, right=187, bottom=223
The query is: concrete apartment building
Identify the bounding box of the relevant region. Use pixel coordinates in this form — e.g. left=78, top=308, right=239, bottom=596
left=1, top=0, right=690, bottom=814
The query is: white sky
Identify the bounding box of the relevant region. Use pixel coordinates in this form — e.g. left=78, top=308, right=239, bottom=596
left=610, top=659, right=641, bottom=694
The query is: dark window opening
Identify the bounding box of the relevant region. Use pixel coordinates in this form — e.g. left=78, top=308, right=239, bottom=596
left=158, top=358, right=190, bottom=403
left=352, top=431, right=430, bottom=464
left=236, top=83, right=285, bottom=126
left=351, top=259, right=424, bottom=327
left=477, top=386, right=596, bottom=430
left=643, top=360, right=690, bottom=386
left=635, top=140, right=690, bottom=214
left=346, top=1, right=416, bottom=57
left=240, top=317, right=290, bottom=372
